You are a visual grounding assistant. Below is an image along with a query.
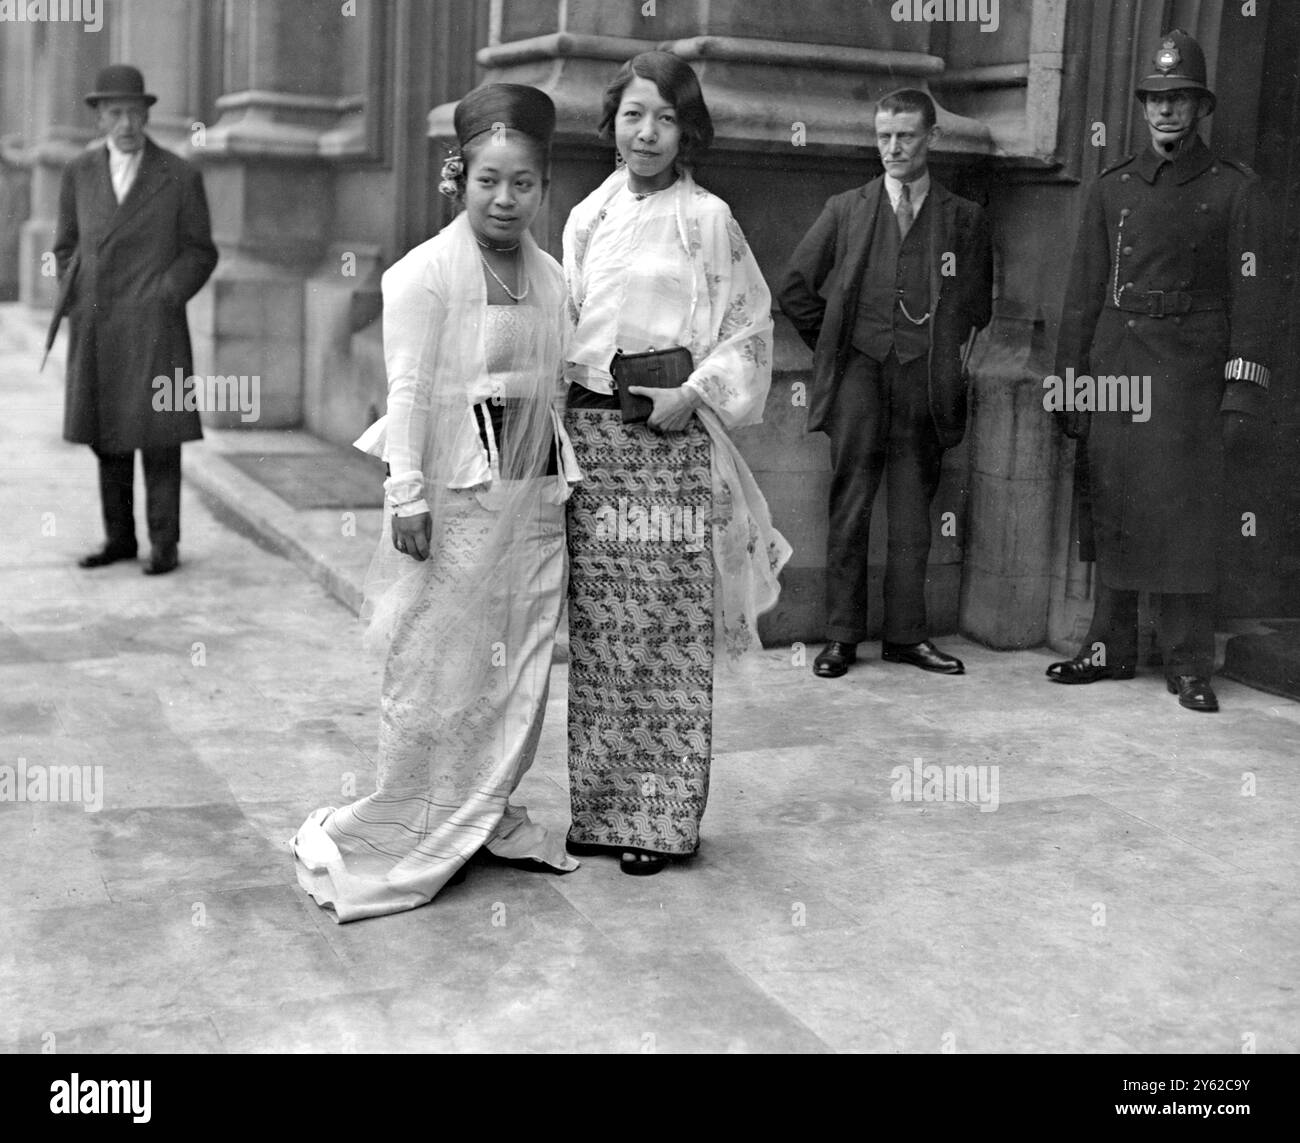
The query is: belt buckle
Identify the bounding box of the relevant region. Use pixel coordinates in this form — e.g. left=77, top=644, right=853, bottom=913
left=1146, top=290, right=1167, bottom=318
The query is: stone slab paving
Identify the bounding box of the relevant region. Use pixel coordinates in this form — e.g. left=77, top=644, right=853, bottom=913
left=2, top=305, right=1297, bottom=1053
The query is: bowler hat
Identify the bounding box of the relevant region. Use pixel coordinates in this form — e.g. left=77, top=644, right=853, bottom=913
left=85, top=64, right=157, bottom=107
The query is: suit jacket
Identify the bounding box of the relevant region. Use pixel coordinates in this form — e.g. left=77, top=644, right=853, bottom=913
left=778, top=175, right=992, bottom=445
left=51, top=137, right=218, bottom=452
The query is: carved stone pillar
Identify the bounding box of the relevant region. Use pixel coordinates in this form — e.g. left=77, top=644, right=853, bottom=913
left=0, top=25, right=33, bottom=302
left=182, top=0, right=363, bottom=428
left=17, top=19, right=108, bottom=310
left=113, top=0, right=208, bottom=154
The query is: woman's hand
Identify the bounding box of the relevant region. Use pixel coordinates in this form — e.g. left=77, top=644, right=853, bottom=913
left=627, top=386, right=700, bottom=433
left=392, top=511, right=433, bottom=561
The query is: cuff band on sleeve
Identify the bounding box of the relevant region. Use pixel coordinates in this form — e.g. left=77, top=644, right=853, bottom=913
left=1225, top=358, right=1270, bottom=389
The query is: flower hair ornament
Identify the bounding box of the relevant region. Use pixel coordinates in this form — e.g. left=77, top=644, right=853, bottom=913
left=438, top=152, right=464, bottom=199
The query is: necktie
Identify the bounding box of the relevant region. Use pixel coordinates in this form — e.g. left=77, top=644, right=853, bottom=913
left=896, top=181, right=913, bottom=241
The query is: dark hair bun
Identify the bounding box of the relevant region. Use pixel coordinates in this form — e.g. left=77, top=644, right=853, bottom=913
left=454, top=83, right=557, bottom=148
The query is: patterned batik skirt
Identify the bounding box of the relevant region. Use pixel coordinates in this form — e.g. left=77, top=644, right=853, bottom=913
left=564, top=410, right=714, bottom=857
left=292, top=482, right=576, bottom=922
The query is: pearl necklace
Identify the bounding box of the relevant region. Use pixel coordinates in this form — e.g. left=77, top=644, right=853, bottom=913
left=478, top=247, right=529, bottom=301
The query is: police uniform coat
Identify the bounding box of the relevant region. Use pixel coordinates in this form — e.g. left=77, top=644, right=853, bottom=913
left=779, top=175, right=993, bottom=447
left=1055, top=136, right=1271, bottom=593
left=52, top=137, right=218, bottom=452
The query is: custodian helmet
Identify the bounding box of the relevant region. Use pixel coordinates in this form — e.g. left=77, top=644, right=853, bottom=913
left=1135, top=29, right=1215, bottom=110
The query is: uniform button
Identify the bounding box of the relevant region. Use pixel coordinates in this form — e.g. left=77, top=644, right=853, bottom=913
left=1123, top=281, right=1134, bottom=289
left=1212, top=165, right=1220, bottom=174
left=1173, top=316, right=1182, bottom=325
left=1121, top=208, right=1131, bottom=218
left=1122, top=246, right=1133, bottom=255
left=1121, top=173, right=1131, bottom=182
left=1179, top=280, right=1189, bottom=287
left=1126, top=319, right=1136, bottom=328
left=1200, top=203, right=1210, bottom=212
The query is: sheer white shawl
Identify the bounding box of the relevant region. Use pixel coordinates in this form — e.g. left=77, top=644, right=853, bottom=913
left=354, top=212, right=576, bottom=712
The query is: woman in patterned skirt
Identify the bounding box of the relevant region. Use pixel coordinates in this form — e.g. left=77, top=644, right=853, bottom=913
left=563, top=52, right=791, bottom=876
left=292, top=84, right=583, bottom=921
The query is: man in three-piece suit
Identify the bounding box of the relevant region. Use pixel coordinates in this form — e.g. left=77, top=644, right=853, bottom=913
left=49, top=64, right=218, bottom=576
left=779, top=88, right=993, bottom=679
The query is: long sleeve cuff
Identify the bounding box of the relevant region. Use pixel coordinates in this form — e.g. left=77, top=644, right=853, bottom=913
left=681, top=378, right=708, bottom=411
left=392, top=498, right=430, bottom=517
left=384, top=469, right=427, bottom=516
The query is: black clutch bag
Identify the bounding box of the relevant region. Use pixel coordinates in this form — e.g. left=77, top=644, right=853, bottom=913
left=609, top=346, right=695, bottom=424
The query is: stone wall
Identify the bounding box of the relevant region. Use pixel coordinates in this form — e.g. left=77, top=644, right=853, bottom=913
left=2, top=0, right=1279, bottom=648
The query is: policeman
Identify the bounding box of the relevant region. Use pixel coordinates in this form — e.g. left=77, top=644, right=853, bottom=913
left=1048, top=29, right=1272, bottom=712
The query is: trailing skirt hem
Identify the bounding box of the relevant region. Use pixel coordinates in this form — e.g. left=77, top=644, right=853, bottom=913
left=292, top=481, right=577, bottom=923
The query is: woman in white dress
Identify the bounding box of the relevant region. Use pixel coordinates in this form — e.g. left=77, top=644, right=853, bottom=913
left=562, top=53, right=791, bottom=876
left=292, top=84, right=582, bottom=922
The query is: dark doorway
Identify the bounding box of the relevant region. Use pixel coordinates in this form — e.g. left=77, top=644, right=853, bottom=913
left=1216, top=0, right=1300, bottom=619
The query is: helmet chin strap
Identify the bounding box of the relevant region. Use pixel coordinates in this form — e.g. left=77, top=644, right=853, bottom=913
left=1152, top=118, right=1201, bottom=157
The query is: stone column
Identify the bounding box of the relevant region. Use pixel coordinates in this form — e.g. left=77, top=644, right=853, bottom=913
left=17, top=16, right=109, bottom=310
left=114, top=0, right=206, bottom=153
left=0, top=24, right=34, bottom=301
left=182, top=0, right=354, bottom=429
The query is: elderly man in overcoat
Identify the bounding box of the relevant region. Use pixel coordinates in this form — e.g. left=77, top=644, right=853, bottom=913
left=779, top=88, right=993, bottom=680
left=1048, top=30, right=1273, bottom=711
left=49, top=64, right=218, bottom=575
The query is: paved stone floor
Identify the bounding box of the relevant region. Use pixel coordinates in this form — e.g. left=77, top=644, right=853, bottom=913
left=2, top=306, right=1298, bottom=1053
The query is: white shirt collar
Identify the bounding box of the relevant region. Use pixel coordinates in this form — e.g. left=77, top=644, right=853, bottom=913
left=104, top=135, right=144, bottom=203
left=884, top=170, right=930, bottom=212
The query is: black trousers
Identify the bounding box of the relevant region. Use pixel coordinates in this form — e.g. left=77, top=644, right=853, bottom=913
left=92, top=445, right=182, bottom=550
left=1080, top=571, right=1215, bottom=678
left=824, top=349, right=942, bottom=645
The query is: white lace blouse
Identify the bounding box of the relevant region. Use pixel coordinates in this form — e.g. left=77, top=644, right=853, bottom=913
left=566, top=183, right=696, bottom=394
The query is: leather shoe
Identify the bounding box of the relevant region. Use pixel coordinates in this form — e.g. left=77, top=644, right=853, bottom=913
left=881, top=639, right=964, bottom=675
left=813, top=641, right=857, bottom=678
left=78, top=542, right=137, bottom=569
left=1167, top=675, right=1219, bottom=712
left=142, top=544, right=179, bottom=576
left=1046, top=654, right=1136, bottom=684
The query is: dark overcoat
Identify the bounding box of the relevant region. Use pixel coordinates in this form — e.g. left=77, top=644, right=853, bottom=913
left=52, top=137, right=218, bottom=452
left=778, top=175, right=993, bottom=446
left=1054, top=137, right=1272, bottom=593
